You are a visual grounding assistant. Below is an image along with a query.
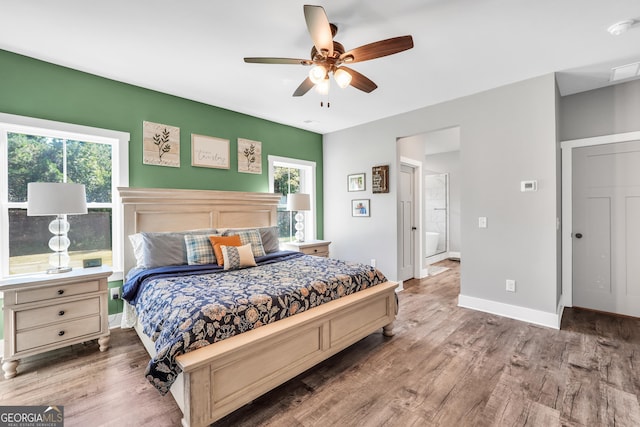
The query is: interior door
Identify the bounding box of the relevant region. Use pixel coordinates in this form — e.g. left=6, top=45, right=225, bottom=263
left=399, top=164, right=415, bottom=281
left=572, top=140, right=640, bottom=317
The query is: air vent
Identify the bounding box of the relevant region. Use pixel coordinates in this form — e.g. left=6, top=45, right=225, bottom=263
left=610, top=62, right=640, bottom=82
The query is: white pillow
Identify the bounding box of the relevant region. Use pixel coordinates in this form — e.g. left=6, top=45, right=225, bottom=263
left=221, top=243, right=257, bottom=270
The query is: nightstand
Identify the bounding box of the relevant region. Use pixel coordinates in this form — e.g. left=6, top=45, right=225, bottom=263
left=1, top=266, right=111, bottom=379
left=282, top=240, right=331, bottom=258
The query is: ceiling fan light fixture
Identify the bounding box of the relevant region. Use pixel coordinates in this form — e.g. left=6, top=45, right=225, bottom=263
left=315, top=78, right=330, bottom=95
left=309, top=65, right=328, bottom=84
left=334, top=68, right=352, bottom=88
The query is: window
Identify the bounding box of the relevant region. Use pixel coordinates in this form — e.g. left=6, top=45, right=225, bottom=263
left=0, top=113, right=129, bottom=279
left=268, top=155, right=316, bottom=243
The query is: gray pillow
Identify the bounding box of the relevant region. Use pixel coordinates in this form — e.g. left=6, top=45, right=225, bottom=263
left=130, top=228, right=218, bottom=269
left=258, top=226, right=280, bottom=254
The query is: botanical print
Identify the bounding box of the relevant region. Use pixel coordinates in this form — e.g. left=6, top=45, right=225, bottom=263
left=143, top=121, right=180, bottom=167
left=238, top=138, right=262, bottom=174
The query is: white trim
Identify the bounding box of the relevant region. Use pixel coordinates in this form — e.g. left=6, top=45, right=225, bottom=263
left=448, top=251, right=461, bottom=259
left=0, top=112, right=129, bottom=279
left=458, top=294, right=562, bottom=329
left=560, top=130, right=640, bottom=309
left=267, top=155, right=317, bottom=241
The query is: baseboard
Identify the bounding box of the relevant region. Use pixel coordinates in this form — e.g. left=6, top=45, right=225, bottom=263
left=457, top=294, right=562, bottom=329
left=448, top=251, right=461, bottom=260
left=108, top=313, right=123, bottom=329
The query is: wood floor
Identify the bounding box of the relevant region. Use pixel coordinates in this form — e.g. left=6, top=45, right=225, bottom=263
left=1, top=259, right=639, bottom=426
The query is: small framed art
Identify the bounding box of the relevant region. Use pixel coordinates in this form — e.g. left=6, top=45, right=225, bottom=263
left=352, top=199, right=370, bottom=217
left=348, top=173, right=365, bottom=192
left=372, top=165, right=389, bottom=193
left=191, top=134, right=230, bottom=169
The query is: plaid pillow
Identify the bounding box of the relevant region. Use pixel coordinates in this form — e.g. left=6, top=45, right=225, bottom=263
left=184, top=234, right=218, bottom=265
left=221, top=243, right=257, bottom=270
left=224, top=229, right=266, bottom=257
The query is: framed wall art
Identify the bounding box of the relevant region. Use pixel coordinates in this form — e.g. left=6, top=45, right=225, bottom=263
left=191, top=134, right=230, bottom=169
left=372, top=165, right=389, bottom=193
left=348, top=173, right=365, bottom=192
left=352, top=199, right=370, bottom=217
left=143, top=121, right=180, bottom=167
left=238, top=138, right=262, bottom=174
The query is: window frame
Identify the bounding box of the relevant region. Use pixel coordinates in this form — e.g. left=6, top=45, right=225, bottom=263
left=0, top=112, right=129, bottom=280
left=268, top=155, right=316, bottom=242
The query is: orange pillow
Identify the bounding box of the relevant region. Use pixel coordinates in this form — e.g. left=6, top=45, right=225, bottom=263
left=209, top=235, right=242, bottom=266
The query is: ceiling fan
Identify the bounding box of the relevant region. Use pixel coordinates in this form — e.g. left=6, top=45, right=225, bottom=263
left=244, top=5, right=414, bottom=104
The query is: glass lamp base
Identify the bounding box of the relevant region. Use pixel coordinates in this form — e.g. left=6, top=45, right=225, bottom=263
left=46, top=266, right=72, bottom=274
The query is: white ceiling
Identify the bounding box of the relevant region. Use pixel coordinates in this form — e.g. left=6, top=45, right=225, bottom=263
left=2, top=1, right=640, bottom=134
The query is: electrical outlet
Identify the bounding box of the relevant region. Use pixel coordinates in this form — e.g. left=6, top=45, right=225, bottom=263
left=110, top=287, right=121, bottom=300
left=478, top=217, right=488, bottom=228
left=371, top=259, right=376, bottom=267
left=506, top=279, right=516, bottom=292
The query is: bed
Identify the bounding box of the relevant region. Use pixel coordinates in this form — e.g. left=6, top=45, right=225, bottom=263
left=119, top=187, right=398, bottom=427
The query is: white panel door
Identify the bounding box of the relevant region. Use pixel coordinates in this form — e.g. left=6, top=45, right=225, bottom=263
left=399, top=164, right=415, bottom=281
left=573, top=141, right=640, bottom=317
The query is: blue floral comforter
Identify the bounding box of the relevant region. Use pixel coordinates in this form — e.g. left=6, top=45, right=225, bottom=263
left=123, top=251, right=388, bottom=394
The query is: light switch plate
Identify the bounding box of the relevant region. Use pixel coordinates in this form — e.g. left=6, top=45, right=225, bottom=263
left=478, top=217, right=487, bottom=228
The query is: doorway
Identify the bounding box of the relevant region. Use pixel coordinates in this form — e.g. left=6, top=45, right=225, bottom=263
left=397, top=126, right=461, bottom=280
left=561, top=131, right=640, bottom=317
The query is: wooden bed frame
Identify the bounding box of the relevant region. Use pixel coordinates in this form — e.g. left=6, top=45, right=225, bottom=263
left=119, top=187, right=398, bottom=427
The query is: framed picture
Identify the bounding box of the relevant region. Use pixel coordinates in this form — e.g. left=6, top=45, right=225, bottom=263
left=191, top=134, right=230, bottom=169
left=143, top=121, right=180, bottom=167
left=238, top=138, right=262, bottom=174
left=352, top=199, right=370, bottom=217
left=372, top=165, right=389, bottom=193
left=348, top=173, right=366, bottom=192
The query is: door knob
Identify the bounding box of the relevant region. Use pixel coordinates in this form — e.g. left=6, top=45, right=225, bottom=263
left=575, top=233, right=583, bottom=239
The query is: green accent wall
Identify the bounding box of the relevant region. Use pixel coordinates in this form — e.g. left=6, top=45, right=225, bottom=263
left=0, top=49, right=324, bottom=327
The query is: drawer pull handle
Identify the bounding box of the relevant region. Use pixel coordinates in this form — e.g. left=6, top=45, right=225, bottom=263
left=58, top=310, right=65, bottom=316
left=314, top=249, right=318, bottom=252
left=58, top=331, right=65, bottom=337
left=57, top=289, right=64, bottom=295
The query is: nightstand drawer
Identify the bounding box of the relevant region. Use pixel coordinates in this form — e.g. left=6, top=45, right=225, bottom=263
left=15, top=315, right=102, bottom=353
left=15, top=280, right=100, bottom=304
left=15, top=297, right=101, bottom=330
left=300, top=246, right=329, bottom=257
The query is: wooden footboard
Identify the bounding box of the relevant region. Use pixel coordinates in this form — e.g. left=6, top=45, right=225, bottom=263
left=143, top=280, right=398, bottom=427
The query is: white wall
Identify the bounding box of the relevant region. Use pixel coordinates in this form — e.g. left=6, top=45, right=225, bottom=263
left=560, top=78, right=640, bottom=141
left=325, top=73, right=561, bottom=325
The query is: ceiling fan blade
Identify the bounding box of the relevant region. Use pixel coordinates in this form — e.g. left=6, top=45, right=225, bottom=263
left=244, top=57, right=313, bottom=65
left=304, top=5, right=333, bottom=57
left=340, top=67, right=377, bottom=93
left=293, top=77, right=315, bottom=97
left=340, top=35, right=414, bottom=64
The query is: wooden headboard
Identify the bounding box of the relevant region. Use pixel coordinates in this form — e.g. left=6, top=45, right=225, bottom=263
left=118, top=187, right=281, bottom=272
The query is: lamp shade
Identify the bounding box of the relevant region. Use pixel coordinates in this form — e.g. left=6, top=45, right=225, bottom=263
left=27, top=182, right=88, bottom=216
left=286, top=193, right=311, bottom=211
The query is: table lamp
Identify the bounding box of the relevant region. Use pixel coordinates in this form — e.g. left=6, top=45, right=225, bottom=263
left=27, top=182, right=87, bottom=273
left=286, top=193, right=310, bottom=242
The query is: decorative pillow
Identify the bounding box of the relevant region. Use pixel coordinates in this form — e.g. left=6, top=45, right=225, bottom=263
left=209, top=235, right=242, bottom=266
left=223, top=229, right=266, bottom=257
left=221, top=243, right=257, bottom=270
left=258, top=226, right=280, bottom=253
left=184, top=234, right=219, bottom=265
